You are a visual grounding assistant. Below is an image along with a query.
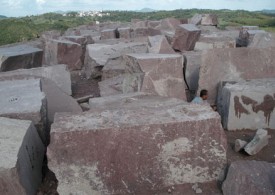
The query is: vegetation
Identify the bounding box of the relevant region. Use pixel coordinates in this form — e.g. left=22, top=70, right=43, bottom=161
left=0, top=9, right=275, bottom=46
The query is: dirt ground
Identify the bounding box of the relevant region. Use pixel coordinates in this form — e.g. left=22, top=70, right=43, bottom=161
left=37, top=76, right=275, bottom=194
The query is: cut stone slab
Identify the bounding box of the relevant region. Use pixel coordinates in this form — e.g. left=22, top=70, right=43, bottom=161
left=148, top=35, right=175, bottom=54
left=217, top=79, right=275, bottom=130
left=124, top=53, right=187, bottom=100
left=0, top=45, right=43, bottom=72
left=84, top=42, right=148, bottom=79
left=189, top=14, right=202, bottom=25
left=118, top=27, right=133, bottom=39
left=172, top=24, right=201, bottom=51
left=244, top=129, right=271, bottom=155
left=0, top=79, right=47, bottom=143
left=44, top=39, right=83, bottom=71
left=198, top=47, right=275, bottom=105
left=234, top=139, right=248, bottom=152
left=222, top=160, right=275, bottom=195
left=0, top=117, right=45, bottom=195
left=0, top=64, right=72, bottom=95
left=48, top=98, right=227, bottom=194
left=102, top=57, right=126, bottom=80
left=100, top=29, right=117, bottom=40
left=201, top=14, right=218, bottom=26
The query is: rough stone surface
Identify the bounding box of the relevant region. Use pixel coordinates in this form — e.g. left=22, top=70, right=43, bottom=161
left=234, top=139, right=248, bottom=152
left=102, top=57, right=126, bottom=80
left=217, top=79, right=275, bottom=130
left=84, top=42, right=148, bottom=79
left=48, top=96, right=227, bottom=194
left=172, top=24, right=201, bottom=51
left=124, top=53, right=187, bottom=100
left=222, top=160, right=275, bottom=195
left=244, top=129, right=271, bottom=155
left=201, top=14, right=218, bottom=26
left=0, top=64, right=72, bottom=95
left=198, top=47, right=275, bottom=105
left=44, top=39, right=83, bottom=71
left=41, top=79, right=82, bottom=124
left=0, top=45, right=43, bottom=72
left=0, top=79, right=47, bottom=143
left=0, top=117, right=45, bottom=195
left=189, top=14, right=202, bottom=25
left=100, top=29, right=117, bottom=40
left=148, top=35, right=175, bottom=54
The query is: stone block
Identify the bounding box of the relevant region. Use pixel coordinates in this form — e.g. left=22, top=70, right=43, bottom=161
left=217, top=79, right=275, bottom=130
left=44, top=39, right=83, bottom=71
left=201, top=14, right=218, bottom=26
left=123, top=53, right=187, bottom=100
left=148, top=35, right=175, bottom=54
left=84, top=42, right=148, bottom=79
left=222, top=160, right=275, bottom=195
left=0, top=79, right=47, bottom=143
left=100, top=29, right=117, bottom=40
left=0, top=64, right=72, bottom=95
left=48, top=97, right=226, bottom=194
left=244, top=129, right=271, bottom=155
left=0, top=45, right=43, bottom=72
left=0, top=117, right=45, bottom=195
left=198, top=47, right=275, bottom=105
left=172, top=24, right=201, bottom=51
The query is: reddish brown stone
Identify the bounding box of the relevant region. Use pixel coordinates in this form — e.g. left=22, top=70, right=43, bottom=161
left=44, top=39, right=83, bottom=71
left=48, top=95, right=227, bottom=194
left=172, top=24, right=201, bottom=51
left=222, top=160, right=275, bottom=195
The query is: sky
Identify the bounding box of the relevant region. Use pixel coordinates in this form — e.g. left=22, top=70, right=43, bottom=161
left=1, top=0, right=275, bottom=17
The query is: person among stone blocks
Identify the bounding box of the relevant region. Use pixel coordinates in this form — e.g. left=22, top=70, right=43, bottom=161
left=191, top=89, right=208, bottom=104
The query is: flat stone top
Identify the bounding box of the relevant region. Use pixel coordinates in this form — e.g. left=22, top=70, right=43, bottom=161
left=53, top=102, right=218, bottom=133
left=0, top=117, right=32, bottom=169
left=224, top=78, right=275, bottom=92
left=126, top=53, right=182, bottom=59
left=0, top=79, right=45, bottom=115
left=180, top=24, right=200, bottom=31
left=0, top=45, right=42, bottom=57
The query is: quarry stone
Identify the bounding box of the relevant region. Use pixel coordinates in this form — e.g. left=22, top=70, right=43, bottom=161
left=172, top=24, right=201, bottom=51
left=44, top=39, right=83, bottom=71
left=84, top=42, right=148, bottom=79
left=0, top=79, right=47, bottom=143
left=0, top=45, right=43, bottom=72
left=148, top=35, right=175, bottom=54
left=222, top=160, right=275, bottom=195
left=198, top=47, right=275, bottom=105
left=244, top=129, right=271, bottom=155
left=123, top=53, right=187, bottom=100
left=0, top=117, right=45, bottom=195
left=217, top=79, right=275, bottom=130
left=48, top=96, right=227, bottom=194
left=0, top=64, right=72, bottom=95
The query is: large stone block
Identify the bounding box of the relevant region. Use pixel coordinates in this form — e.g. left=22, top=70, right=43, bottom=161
left=222, top=161, right=275, bottom=195
left=198, top=47, right=275, bottom=105
left=124, top=53, right=187, bottom=100
left=0, top=79, right=47, bottom=143
left=148, top=35, right=175, bottom=54
left=201, top=14, right=218, bottom=26
left=84, top=42, right=148, bottom=79
left=0, top=64, right=72, bottom=95
left=48, top=96, right=227, bottom=194
left=218, top=79, right=275, bottom=130
left=0, top=45, right=43, bottom=72
left=172, top=24, right=201, bottom=52
left=44, top=39, right=83, bottom=71
left=0, top=117, right=45, bottom=195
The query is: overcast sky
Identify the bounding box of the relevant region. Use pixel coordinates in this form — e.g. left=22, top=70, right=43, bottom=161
left=1, top=0, right=275, bottom=17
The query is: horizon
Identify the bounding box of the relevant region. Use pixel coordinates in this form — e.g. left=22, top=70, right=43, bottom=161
left=1, top=0, right=275, bottom=17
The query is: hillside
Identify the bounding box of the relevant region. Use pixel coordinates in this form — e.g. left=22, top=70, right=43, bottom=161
left=0, top=9, right=275, bottom=46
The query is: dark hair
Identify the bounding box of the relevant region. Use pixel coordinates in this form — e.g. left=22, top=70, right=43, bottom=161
left=200, top=89, right=208, bottom=97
